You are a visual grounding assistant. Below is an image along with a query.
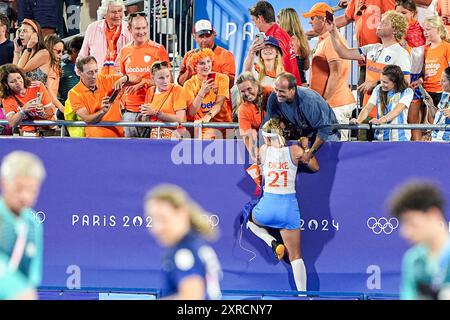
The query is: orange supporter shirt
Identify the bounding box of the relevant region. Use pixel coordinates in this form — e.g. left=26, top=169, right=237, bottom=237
left=310, top=32, right=355, bottom=108
left=345, top=0, right=395, bottom=47
left=3, top=81, right=53, bottom=132
left=119, top=40, right=170, bottom=112
left=181, top=45, right=236, bottom=84
left=68, top=74, right=124, bottom=138
left=238, top=86, right=272, bottom=138
left=424, top=41, right=450, bottom=93
left=144, top=83, right=187, bottom=121
left=183, top=72, right=230, bottom=122
left=437, top=0, right=450, bottom=33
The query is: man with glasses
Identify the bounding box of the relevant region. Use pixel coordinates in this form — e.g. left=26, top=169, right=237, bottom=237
left=68, top=56, right=141, bottom=138
left=118, top=12, right=171, bottom=138
left=79, top=0, right=131, bottom=72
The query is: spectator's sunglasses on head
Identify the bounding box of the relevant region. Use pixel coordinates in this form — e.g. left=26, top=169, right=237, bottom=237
left=151, top=61, right=169, bottom=73
left=129, top=11, right=147, bottom=18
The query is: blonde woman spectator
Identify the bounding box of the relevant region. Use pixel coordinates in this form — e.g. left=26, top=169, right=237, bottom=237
left=13, top=19, right=51, bottom=85
left=243, top=36, right=284, bottom=88
left=422, top=15, right=450, bottom=107
left=277, top=8, right=310, bottom=86
left=140, top=61, right=188, bottom=139
left=183, top=48, right=230, bottom=139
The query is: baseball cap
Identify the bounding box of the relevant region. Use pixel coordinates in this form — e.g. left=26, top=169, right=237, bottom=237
left=194, top=19, right=214, bottom=36
left=302, top=2, right=333, bottom=18
left=261, top=36, right=282, bottom=55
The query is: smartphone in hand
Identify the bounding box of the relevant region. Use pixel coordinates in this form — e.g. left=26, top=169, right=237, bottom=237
left=207, top=73, right=216, bottom=82
left=108, top=89, right=120, bottom=103
left=255, top=32, right=265, bottom=45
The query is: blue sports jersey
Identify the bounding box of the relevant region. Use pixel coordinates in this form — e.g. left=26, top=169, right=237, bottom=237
left=0, top=198, right=43, bottom=300
left=161, top=231, right=222, bottom=300
left=431, top=92, right=450, bottom=142
left=401, top=239, right=450, bottom=300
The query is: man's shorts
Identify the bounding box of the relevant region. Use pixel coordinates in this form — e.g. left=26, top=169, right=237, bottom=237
left=18, top=0, right=58, bottom=29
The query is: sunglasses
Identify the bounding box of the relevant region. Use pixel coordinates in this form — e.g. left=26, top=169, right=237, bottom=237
left=356, top=4, right=367, bottom=16
left=129, top=11, right=147, bottom=18
left=151, top=61, right=169, bottom=73
left=53, top=49, right=63, bottom=54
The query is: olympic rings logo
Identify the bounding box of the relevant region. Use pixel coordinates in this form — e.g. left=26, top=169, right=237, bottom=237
left=367, top=217, right=399, bottom=235
left=33, top=211, right=46, bottom=224
left=202, top=214, right=220, bottom=228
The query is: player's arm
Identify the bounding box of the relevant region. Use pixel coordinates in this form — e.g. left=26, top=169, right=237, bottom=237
left=291, top=144, right=319, bottom=172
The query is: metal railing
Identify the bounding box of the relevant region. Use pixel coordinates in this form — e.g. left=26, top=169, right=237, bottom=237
left=1, top=120, right=449, bottom=139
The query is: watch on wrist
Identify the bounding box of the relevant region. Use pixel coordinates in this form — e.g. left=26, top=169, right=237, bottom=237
left=26, top=47, right=33, bottom=52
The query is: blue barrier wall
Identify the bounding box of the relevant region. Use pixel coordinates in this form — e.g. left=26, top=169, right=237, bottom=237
left=0, top=139, right=449, bottom=294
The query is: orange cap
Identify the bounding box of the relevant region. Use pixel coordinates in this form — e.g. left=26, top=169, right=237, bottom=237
left=302, top=2, right=333, bottom=18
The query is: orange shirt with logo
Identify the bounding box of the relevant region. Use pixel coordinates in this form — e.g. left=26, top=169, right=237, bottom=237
left=68, top=73, right=124, bottom=137
left=181, top=45, right=235, bottom=116
left=423, top=41, right=450, bottom=93
left=345, top=0, right=395, bottom=47
left=238, top=86, right=272, bottom=138
left=144, top=83, right=187, bottom=120
left=3, top=81, right=53, bottom=132
left=310, top=32, right=355, bottom=108
left=183, top=73, right=230, bottom=122
left=119, top=40, right=170, bottom=112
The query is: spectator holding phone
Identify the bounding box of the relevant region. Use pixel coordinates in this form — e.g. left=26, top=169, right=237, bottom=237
left=183, top=48, right=230, bottom=139
left=140, top=61, right=188, bottom=139
left=243, top=35, right=284, bottom=88
left=68, top=56, right=141, bottom=138
left=303, top=3, right=356, bottom=141
left=44, top=34, right=65, bottom=116
left=0, top=64, right=55, bottom=137
left=13, top=19, right=52, bottom=85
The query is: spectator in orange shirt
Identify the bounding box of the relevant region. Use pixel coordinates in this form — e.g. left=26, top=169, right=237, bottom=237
left=178, top=19, right=236, bottom=89
left=236, top=72, right=272, bottom=162
left=68, top=56, right=141, bottom=138
left=422, top=15, right=450, bottom=107
left=178, top=19, right=235, bottom=121
left=437, top=0, right=450, bottom=32
left=303, top=3, right=356, bottom=141
left=0, top=64, right=55, bottom=137
left=243, top=36, right=284, bottom=88
left=118, top=12, right=171, bottom=138
left=140, top=61, right=187, bottom=139
left=183, top=48, right=230, bottom=139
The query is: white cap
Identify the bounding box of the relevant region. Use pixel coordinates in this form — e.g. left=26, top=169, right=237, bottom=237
left=194, top=19, right=214, bottom=36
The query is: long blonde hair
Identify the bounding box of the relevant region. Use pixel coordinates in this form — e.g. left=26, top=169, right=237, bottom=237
left=424, top=15, right=450, bottom=42
left=277, top=8, right=310, bottom=59
left=256, top=51, right=284, bottom=82
left=145, top=184, right=218, bottom=239
left=262, top=118, right=286, bottom=146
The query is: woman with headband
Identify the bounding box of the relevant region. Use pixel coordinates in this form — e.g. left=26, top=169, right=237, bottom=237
left=245, top=118, right=319, bottom=293
left=13, top=19, right=52, bottom=85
